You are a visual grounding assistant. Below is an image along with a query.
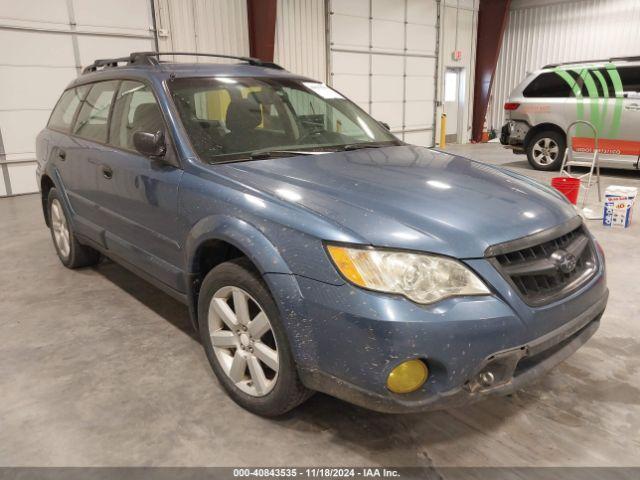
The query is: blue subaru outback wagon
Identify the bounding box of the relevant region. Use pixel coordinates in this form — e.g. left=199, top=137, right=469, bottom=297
left=36, top=52, right=608, bottom=416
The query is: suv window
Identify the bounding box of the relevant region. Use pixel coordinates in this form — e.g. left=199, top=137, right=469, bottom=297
left=523, top=72, right=574, bottom=98
left=109, top=80, right=165, bottom=151
left=618, top=66, right=640, bottom=96
left=191, top=87, right=286, bottom=133
left=170, top=77, right=398, bottom=163
left=194, top=88, right=231, bottom=122
left=48, top=86, right=89, bottom=132
left=73, top=80, right=119, bottom=143
left=283, top=87, right=363, bottom=138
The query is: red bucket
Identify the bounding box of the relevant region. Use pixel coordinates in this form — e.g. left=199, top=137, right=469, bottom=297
left=551, top=177, right=580, bottom=205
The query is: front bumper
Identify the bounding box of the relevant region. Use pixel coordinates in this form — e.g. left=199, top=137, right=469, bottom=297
left=264, top=252, right=607, bottom=413
left=300, top=294, right=604, bottom=413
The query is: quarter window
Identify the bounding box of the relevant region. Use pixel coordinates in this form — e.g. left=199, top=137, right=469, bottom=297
left=73, top=80, right=119, bottom=143
left=523, top=72, right=574, bottom=98
left=48, top=86, right=89, bottom=132
left=109, top=81, right=164, bottom=151
left=618, top=66, right=640, bottom=96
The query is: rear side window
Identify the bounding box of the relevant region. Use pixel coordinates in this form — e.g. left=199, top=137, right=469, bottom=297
left=523, top=72, right=574, bottom=98
left=618, top=66, right=640, bottom=95
left=48, top=86, right=88, bottom=132
left=73, top=80, right=119, bottom=143
left=109, top=80, right=165, bottom=151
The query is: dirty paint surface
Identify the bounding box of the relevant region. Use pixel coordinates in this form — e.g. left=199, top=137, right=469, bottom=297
left=1, top=172, right=638, bottom=466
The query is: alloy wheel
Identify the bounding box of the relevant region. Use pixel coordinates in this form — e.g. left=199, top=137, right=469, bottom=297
left=51, top=199, right=71, bottom=259
left=532, top=137, right=560, bottom=166
left=208, top=286, right=279, bottom=397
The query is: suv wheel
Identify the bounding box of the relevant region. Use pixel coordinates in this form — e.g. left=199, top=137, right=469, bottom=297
left=198, top=258, right=312, bottom=416
left=47, top=188, right=100, bottom=268
left=526, top=131, right=566, bottom=171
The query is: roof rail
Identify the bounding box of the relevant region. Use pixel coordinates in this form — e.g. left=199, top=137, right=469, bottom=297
left=543, top=55, right=640, bottom=69
left=610, top=55, right=640, bottom=62
left=82, top=51, right=284, bottom=75
left=82, top=55, right=131, bottom=74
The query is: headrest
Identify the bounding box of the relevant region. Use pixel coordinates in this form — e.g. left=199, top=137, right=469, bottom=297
left=131, top=103, right=163, bottom=132
left=225, top=99, right=262, bottom=132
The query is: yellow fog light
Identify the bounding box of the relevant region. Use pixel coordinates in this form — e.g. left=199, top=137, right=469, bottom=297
left=386, top=359, right=429, bottom=394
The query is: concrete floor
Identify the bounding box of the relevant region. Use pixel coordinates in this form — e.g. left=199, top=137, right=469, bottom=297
left=1, top=143, right=639, bottom=467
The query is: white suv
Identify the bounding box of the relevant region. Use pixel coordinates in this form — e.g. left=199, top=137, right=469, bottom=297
left=500, top=57, right=640, bottom=171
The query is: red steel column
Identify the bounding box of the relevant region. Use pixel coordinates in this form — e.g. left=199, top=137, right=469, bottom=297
left=247, top=0, right=278, bottom=61
left=471, top=0, right=511, bottom=142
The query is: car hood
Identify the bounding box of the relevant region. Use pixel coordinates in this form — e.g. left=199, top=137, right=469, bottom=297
left=218, top=145, right=577, bottom=258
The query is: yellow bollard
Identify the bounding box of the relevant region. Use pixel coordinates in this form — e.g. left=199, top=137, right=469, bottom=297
left=440, top=113, right=447, bottom=149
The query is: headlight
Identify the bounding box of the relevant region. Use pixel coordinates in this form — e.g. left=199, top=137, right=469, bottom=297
left=326, top=244, right=489, bottom=305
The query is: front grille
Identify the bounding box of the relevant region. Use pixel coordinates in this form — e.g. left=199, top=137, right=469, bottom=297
left=492, top=226, right=597, bottom=306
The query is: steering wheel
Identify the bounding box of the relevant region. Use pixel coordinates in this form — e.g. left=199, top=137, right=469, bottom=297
left=300, top=130, right=351, bottom=146
left=299, top=129, right=328, bottom=144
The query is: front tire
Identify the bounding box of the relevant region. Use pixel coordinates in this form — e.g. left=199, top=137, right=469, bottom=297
left=47, top=188, right=100, bottom=268
left=198, top=258, right=312, bottom=416
left=526, top=130, right=566, bottom=171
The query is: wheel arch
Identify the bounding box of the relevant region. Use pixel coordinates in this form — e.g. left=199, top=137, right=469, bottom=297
left=524, top=123, right=566, bottom=150
left=184, top=215, right=292, bottom=330
left=40, top=174, right=56, bottom=227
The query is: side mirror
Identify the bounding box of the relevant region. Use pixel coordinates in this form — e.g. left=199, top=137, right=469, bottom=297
left=379, top=121, right=391, bottom=131
left=133, top=130, right=167, bottom=158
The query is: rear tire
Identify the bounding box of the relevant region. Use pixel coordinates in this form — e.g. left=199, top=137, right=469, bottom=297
left=526, top=130, right=566, bottom=171
left=47, top=188, right=100, bottom=269
left=198, top=258, right=312, bottom=416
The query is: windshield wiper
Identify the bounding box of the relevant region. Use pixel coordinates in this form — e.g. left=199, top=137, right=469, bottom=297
left=249, top=149, right=318, bottom=160
left=339, top=142, right=396, bottom=151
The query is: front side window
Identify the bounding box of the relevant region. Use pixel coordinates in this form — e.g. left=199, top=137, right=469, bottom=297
left=109, top=80, right=164, bottom=151
left=48, top=86, right=89, bottom=132
left=523, top=72, right=574, bottom=98
left=73, top=80, right=119, bottom=143
left=169, top=77, right=399, bottom=163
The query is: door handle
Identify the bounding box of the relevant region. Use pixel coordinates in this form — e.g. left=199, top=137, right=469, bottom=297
left=57, top=150, right=66, bottom=161
left=101, top=165, right=113, bottom=180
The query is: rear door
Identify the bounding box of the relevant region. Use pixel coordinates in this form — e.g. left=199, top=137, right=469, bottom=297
left=65, top=80, right=120, bottom=243
left=561, top=65, right=640, bottom=165
left=98, top=80, right=185, bottom=291
left=43, top=85, right=88, bottom=199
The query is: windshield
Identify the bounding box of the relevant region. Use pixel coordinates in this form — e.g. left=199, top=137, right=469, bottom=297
left=168, top=76, right=401, bottom=163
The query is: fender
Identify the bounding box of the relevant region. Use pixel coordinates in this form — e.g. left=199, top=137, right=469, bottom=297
left=40, top=164, right=74, bottom=224
left=184, top=215, right=293, bottom=331
left=185, top=214, right=291, bottom=276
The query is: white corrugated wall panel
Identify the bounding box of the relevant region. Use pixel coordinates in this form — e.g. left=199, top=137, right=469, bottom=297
left=329, top=0, right=441, bottom=146
left=274, top=0, right=326, bottom=81
left=0, top=0, right=154, bottom=197
left=154, top=0, right=249, bottom=61
left=489, top=0, right=640, bottom=131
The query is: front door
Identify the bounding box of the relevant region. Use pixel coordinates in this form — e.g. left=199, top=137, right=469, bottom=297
left=97, top=80, right=185, bottom=291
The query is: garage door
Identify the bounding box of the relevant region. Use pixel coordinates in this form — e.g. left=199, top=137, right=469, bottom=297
left=0, top=0, right=155, bottom=197
left=328, top=0, right=439, bottom=146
